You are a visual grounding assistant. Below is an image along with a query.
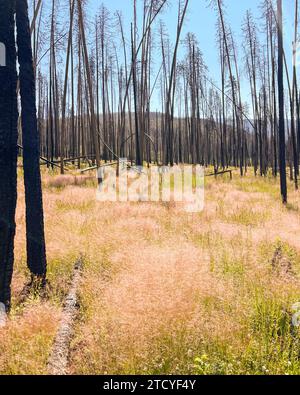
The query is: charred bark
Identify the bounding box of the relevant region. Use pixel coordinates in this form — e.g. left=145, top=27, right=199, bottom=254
left=0, top=0, right=19, bottom=309
left=16, top=0, right=47, bottom=278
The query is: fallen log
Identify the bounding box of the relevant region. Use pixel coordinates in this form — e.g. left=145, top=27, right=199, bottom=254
left=18, top=144, right=68, bottom=171
left=47, top=258, right=83, bottom=375
left=206, top=169, right=232, bottom=179
left=0, top=302, right=7, bottom=328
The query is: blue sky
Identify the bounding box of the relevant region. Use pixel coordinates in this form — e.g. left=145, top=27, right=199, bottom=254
left=89, top=0, right=261, bottom=80
left=90, top=0, right=260, bottom=74
left=86, top=0, right=297, bottom=110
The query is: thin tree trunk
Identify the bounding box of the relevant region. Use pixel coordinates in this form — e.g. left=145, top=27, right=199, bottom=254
left=277, top=0, right=287, bottom=203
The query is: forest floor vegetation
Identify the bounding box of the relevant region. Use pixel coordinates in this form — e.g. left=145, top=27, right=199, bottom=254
left=0, top=166, right=300, bottom=375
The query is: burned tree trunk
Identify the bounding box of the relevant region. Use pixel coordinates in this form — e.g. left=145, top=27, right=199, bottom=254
left=0, top=0, right=19, bottom=309
left=16, top=0, right=47, bottom=279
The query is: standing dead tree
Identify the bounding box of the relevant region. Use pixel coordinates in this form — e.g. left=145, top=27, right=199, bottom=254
left=16, top=0, right=47, bottom=281
left=277, top=0, right=287, bottom=203
left=0, top=0, right=19, bottom=311
left=18, top=0, right=299, bottom=204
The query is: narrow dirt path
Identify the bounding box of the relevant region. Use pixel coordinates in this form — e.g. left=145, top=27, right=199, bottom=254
left=47, top=258, right=83, bottom=375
